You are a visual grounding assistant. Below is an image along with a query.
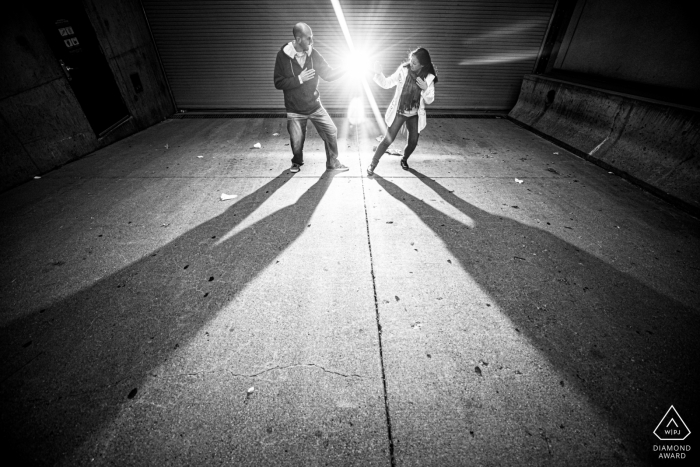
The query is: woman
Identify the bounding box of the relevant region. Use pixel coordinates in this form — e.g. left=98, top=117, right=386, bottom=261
left=367, top=47, right=438, bottom=175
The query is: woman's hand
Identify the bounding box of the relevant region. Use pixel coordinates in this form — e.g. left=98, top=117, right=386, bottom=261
left=416, top=77, right=428, bottom=90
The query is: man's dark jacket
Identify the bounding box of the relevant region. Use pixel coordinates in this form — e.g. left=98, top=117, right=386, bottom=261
left=274, top=44, right=344, bottom=114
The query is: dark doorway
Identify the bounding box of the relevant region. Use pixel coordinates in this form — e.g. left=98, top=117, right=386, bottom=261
left=35, top=1, right=129, bottom=136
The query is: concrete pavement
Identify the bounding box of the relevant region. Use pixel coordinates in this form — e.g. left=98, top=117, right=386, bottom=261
left=1, top=116, right=698, bottom=466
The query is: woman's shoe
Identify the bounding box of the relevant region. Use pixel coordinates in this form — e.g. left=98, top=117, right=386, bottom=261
left=400, top=158, right=409, bottom=170
left=367, top=165, right=375, bottom=176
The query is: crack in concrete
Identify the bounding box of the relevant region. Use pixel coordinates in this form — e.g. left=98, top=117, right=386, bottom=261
left=160, top=362, right=363, bottom=380
left=590, top=102, right=630, bottom=157
left=0, top=351, right=45, bottom=385
left=235, top=363, right=363, bottom=379
left=357, top=126, right=397, bottom=467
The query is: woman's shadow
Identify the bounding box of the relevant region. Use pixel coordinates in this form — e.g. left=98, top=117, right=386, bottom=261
left=0, top=170, right=340, bottom=464
left=372, top=169, right=700, bottom=461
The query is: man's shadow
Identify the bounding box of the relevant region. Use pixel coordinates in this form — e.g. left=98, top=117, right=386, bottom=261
left=0, top=170, right=339, bottom=464
left=373, top=169, right=700, bottom=461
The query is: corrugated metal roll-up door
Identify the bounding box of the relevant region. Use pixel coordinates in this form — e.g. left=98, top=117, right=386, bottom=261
left=142, top=0, right=556, bottom=111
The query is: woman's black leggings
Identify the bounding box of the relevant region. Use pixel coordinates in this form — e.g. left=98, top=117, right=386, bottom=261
left=370, top=113, right=419, bottom=168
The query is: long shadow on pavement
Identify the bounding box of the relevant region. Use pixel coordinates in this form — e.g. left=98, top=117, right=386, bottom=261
left=0, top=170, right=339, bottom=464
left=373, top=170, right=700, bottom=463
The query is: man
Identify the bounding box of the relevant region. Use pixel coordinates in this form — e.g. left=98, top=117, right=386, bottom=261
left=274, top=22, right=349, bottom=173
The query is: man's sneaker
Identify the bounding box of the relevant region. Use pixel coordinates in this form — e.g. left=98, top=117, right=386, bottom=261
left=400, top=158, right=409, bottom=170
left=366, top=165, right=375, bottom=176
left=290, top=163, right=301, bottom=173
left=327, top=162, right=349, bottom=172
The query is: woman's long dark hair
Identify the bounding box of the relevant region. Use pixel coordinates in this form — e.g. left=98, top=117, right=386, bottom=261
left=403, top=47, right=438, bottom=83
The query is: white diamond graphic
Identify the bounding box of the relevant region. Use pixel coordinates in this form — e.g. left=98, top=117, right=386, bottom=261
left=654, top=405, right=691, bottom=441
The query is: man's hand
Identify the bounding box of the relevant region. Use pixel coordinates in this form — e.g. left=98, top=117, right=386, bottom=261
left=299, top=68, right=316, bottom=83
left=416, top=77, right=428, bottom=90
left=371, top=61, right=383, bottom=75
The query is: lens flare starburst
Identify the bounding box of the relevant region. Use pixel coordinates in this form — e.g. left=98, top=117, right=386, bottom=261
left=330, top=0, right=386, bottom=133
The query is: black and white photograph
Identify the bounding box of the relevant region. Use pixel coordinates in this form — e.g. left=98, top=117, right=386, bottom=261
left=1, top=0, right=698, bottom=465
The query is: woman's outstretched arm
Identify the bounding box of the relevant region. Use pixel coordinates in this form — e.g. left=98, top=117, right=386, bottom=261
left=373, top=64, right=401, bottom=89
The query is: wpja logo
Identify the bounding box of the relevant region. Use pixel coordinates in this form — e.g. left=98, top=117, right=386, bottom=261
left=653, top=405, right=691, bottom=460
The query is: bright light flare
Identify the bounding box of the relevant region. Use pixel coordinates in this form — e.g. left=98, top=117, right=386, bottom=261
left=348, top=97, right=365, bottom=125
left=344, top=50, right=374, bottom=79
left=459, top=51, right=539, bottom=66
left=361, top=79, right=386, bottom=133
left=330, top=0, right=354, bottom=49
left=331, top=0, right=386, bottom=132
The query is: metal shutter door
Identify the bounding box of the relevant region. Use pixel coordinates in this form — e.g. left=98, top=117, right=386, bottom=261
left=142, top=0, right=556, bottom=111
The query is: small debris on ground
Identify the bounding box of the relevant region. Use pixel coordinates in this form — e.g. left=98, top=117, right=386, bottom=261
left=375, top=135, right=383, bottom=142
left=197, top=155, right=204, bottom=158
left=411, top=321, right=423, bottom=329
left=515, top=178, right=524, bottom=184
left=34, top=176, right=41, bottom=179
left=220, top=193, right=238, bottom=201
left=253, top=142, right=262, bottom=149
left=273, top=133, right=279, bottom=136
left=553, top=152, right=559, bottom=155
left=244, top=386, right=255, bottom=403
left=165, top=144, right=169, bottom=149
left=474, top=366, right=482, bottom=376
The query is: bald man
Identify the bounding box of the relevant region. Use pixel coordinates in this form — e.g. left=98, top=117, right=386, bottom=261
left=274, top=22, right=348, bottom=173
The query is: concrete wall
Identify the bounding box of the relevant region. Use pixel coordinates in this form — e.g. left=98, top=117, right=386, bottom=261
left=0, top=1, right=174, bottom=192
left=509, top=75, right=700, bottom=212
left=553, top=0, right=699, bottom=98
left=508, top=0, right=700, bottom=213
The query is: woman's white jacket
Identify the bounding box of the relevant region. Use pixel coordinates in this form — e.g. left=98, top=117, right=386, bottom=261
left=373, top=65, right=436, bottom=133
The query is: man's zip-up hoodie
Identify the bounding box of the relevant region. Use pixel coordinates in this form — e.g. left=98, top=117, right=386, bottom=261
left=274, top=42, right=344, bottom=114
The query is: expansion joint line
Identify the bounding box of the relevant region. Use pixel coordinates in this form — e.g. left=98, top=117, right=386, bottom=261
left=356, top=127, right=396, bottom=467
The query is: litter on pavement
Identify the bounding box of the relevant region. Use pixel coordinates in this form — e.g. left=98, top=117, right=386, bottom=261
left=371, top=146, right=403, bottom=155
left=220, top=193, right=238, bottom=201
